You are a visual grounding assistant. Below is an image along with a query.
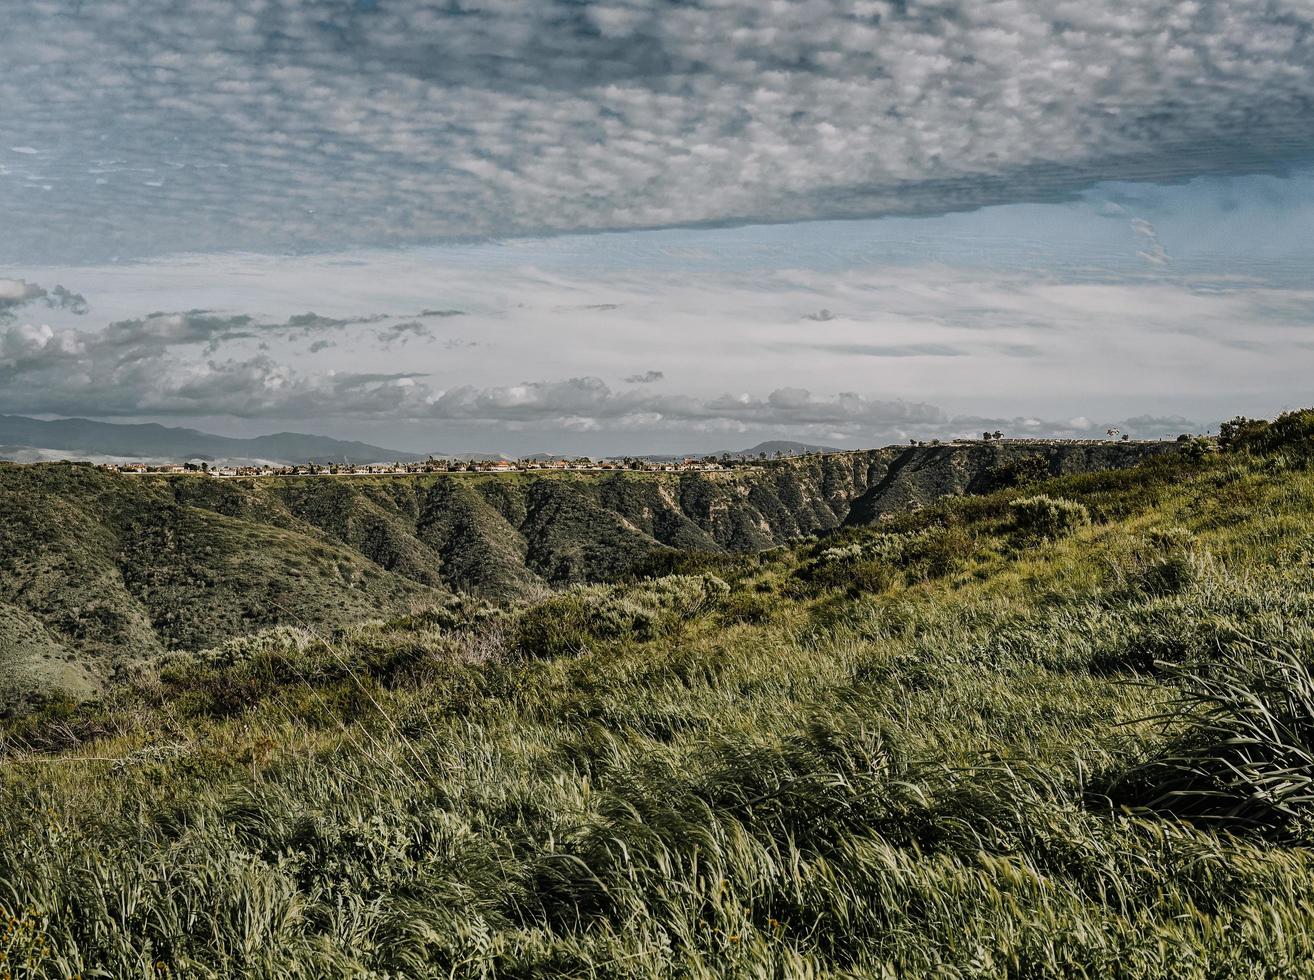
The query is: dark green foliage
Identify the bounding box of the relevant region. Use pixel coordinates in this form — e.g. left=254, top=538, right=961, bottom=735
left=1179, top=435, right=1218, bottom=461
left=1010, top=494, right=1090, bottom=539
left=1219, top=414, right=1275, bottom=452
left=974, top=452, right=1051, bottom=492
left=717, top=584, right=777, bottom=624
left=1219, top=408, right=1314, bottom=459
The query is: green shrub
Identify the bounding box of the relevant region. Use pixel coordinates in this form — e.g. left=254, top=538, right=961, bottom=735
left=1179, top=436, right=1218, bottom=462
left=1010, top=494, right=1090, bottom=539
left=194, top=625, right=316, bottom=669
left=718, top=587, right=776, bottom=625
left=1219, top=409, right=1314, bottom=458
left=515, top=574, right=729, bottom=657
left=1115, top=526, right=1199, bottom=598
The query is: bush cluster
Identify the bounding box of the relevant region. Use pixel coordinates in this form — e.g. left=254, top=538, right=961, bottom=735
left=1009, top=494, right=1090, bottom=540
left=1219, top=409, right=1314, bottom=459
left=515, top=573, right=730, bottom=658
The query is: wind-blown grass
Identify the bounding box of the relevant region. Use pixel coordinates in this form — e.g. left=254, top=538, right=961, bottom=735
left=4, top=415, right=1314, bottom=976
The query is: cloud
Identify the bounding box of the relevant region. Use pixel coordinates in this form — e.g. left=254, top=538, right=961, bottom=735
left=0, top=322, right=86, bottom=372
left=3, top=1, right=1313, bottom=261
left=0, top=280, right=46, bottom=318
left=85, top=309, right=405, bottom=362
left=802, top=309, right=838, bottom=322
left=1131, top=217, right=1172, bottom=267
left=0, top=303, right=1213, bottom=444
left=810, top=342, right=966, bottom=358
left=375, top=320, right=433, bottom=348
left=419, top=377, right=949, bottom=436
left=0, top=279, right=89, bottom=323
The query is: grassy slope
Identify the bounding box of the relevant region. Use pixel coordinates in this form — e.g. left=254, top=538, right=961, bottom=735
left=0, top=445, right=1174, bottom=711
left=0, top=465, right=443, bottom=709
left=5, top=441, right=1311, bottom=975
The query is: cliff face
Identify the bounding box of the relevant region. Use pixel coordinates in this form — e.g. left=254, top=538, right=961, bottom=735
left=841, top=441, right=1181, bottom=524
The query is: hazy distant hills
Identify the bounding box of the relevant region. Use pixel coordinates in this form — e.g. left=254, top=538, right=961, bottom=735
left=722, top=440, right=842, bottom=457
left=0, top=414, right=844, bottom=465
left=637, top=440, right=844, bottom=462
left=0, top=414, right=426, bottom=465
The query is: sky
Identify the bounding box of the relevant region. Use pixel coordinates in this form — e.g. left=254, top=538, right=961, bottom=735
left=2, top=0, right=1313, bottom=455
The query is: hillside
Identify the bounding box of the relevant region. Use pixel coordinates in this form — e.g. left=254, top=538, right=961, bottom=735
left=0, top=441, right=1177, bottom=713
left=1, top=414, right=1311, bottom=975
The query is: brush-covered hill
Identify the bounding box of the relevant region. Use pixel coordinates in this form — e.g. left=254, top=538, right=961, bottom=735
left=1, top=414, right=1311, bottom=975
left=0, top=440, right=1176, bottom=713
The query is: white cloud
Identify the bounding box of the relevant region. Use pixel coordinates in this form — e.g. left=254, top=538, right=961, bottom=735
left=2, top=1, right=1312, bottom=261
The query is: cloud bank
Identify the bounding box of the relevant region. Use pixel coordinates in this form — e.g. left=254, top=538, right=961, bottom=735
left=2, top=1, right=1313, bottom=261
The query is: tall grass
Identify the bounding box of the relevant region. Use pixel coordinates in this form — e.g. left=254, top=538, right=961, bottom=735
left=4, top=436, right=1314, bottom=975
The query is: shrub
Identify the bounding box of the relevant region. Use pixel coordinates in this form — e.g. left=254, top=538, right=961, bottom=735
left=1219, top=409, right=1314, bottom=458
left=1117, top=526, right=1199, bottom=598
left=1178, top=437, right=1218, bottom=462
left=194, top=625, right=316, bottom=670
left=1107, top=652, right=1314, bottom=839
left=1009, top=495, right=1090, bottom=540
left=719, top=587, right=776, bottom=625
left=802, top=532, right=924, bottom=595
left=515, top=574, right=729, bottom=658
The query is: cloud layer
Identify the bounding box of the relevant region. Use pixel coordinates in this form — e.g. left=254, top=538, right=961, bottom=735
left=3, top=1, right=1313, bottom=261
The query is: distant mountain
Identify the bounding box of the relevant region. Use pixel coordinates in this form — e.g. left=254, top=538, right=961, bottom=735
left=635, top=440, right=845, bottom=463
left=0, top=414, right=424, bottom=465
left=727, top=440, right=843, bottom=457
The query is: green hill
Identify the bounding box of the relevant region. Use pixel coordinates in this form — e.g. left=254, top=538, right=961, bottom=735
left=0, top=441, right=1177, bottom=712
left=2, top=416, right=1314, bottom=974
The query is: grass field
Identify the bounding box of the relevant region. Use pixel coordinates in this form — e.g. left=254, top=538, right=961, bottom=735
left=2, top=417, right=1314, bottom=977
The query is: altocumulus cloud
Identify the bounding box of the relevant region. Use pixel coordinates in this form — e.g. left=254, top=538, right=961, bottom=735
left=2, top=1, right=1313, bottom=262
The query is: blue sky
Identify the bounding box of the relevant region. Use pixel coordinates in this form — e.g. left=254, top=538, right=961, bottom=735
left=2, top=1, right=1312, bottom=454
